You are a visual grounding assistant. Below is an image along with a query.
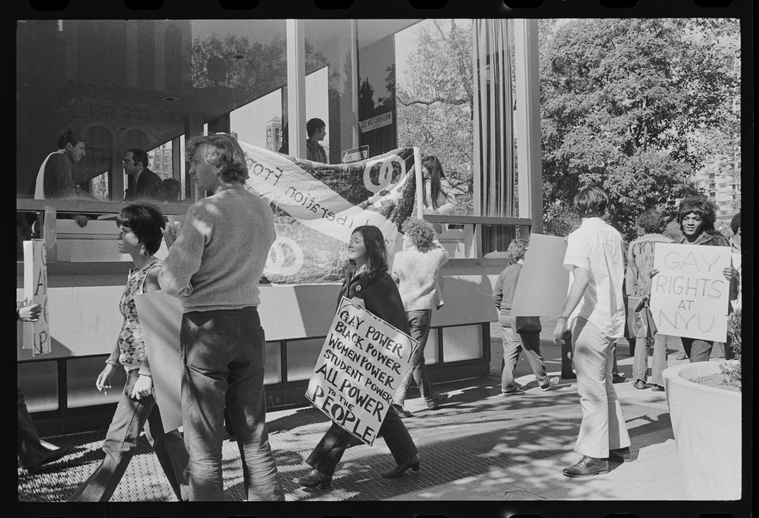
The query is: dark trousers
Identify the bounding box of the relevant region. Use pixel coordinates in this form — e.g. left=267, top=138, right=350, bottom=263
left=306, top=409, right=418, bottom=475
left=393, top=310, right=436, bottom=406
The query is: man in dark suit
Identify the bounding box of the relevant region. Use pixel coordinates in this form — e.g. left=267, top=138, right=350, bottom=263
left=124, top=148, right=165, bottom=202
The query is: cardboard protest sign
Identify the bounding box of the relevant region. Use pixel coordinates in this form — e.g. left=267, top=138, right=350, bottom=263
left=23, top=240, right=51, bottom=355
left=306, top=298, right=418, bottom=446
left=511, top=234, right=569, bottom=318
left=134, top=291, right=184, bottom=433
left=650, top=243, right=732, bottom=342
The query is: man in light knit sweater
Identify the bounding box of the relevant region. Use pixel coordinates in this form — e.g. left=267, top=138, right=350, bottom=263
left=391, top=218, right=449, bottom=416
left=159, top=134, right=284, bottom=501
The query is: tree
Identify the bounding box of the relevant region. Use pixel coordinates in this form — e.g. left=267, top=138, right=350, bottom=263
left=396, top=19, right=474, bottom=214
left=539, top=18, right=740, bottom=240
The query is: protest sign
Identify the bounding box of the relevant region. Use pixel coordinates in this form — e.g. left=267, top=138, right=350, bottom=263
left=305, top=298, right=418, bottom=446
left=511, top=234, right=569, bottom=318
left=23, top=239, right=51, bottom=355
left=134, top=291, right=184, bottom=433
left=650, top=242, right=732, bottom=342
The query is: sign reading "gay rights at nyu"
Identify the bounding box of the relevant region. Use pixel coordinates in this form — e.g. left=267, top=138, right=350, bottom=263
left=306, top=298, right=417, bottom=446
left=650, top=243, right=732, bottom=342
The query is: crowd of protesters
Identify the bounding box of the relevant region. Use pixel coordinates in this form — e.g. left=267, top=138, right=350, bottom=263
left=19, top=133, right=741, bottom=498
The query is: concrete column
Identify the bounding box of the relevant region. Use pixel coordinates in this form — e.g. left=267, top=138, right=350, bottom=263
left=513, top=20, right=543, bottom=235
left=287, top=20, right=306, bottom=159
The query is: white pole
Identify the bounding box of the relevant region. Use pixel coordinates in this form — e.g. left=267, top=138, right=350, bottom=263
left=413, top=147, right=424, bottom=219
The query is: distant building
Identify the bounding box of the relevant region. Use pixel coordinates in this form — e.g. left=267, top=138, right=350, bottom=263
left=265, top=116, right=282, bottom=152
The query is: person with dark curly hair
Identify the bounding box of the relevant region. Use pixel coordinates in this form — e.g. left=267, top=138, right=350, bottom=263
left=69, top=203, right=189, bottom=501
left=297, top=225, right=420, bottom=489
left=390, top=218, right=450, bottom=417
left=651, top=196, right=738, bottom=363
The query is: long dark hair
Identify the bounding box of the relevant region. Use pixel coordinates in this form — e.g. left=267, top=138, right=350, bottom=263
left=348, top=225, right=388, bottom=285
left=421, top=155, right=448, bottom=209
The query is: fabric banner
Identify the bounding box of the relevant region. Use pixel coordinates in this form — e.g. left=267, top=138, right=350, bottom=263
left=305, top=298, right=418, bottom=446
left=511, top=234, right=569, bottom=318
left=134, top=291, right=184, bottom=433
left=237, top=142, right=417, bottom=284
left=650, top=242, right=732, bottom=342
left=23, top=240, right=51, bottom=355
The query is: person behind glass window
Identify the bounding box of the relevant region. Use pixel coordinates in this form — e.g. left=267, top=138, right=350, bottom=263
left=306, top=118, right=328, bottom=163
left=123, top=148, right=166, bottom=202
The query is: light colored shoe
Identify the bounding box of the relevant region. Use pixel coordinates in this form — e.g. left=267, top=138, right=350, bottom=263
left=541, top=376, right=560, bottom=390
left=503, top=386, right=525, bottom=395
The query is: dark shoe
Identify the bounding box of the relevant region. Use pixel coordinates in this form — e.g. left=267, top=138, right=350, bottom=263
left=392, top=404, right=414, bottom=418
left=296, top=469, right=332, bottom=489
left=650, top=384, right=665, bottom=392
left=608, top=447, right=631, bottom=462
left=633, top=380, right=650, bottom=390
left=612, top=374, right=626, bottom=384
left=26, top=444, right=73, bottom=471
left=502, top=386, right=525, bottom=395
left=540, top=377, right=560, bottom=390
left=381, top=454, right=421, bottom=478
left=427, top=393, right=449, bottom=410
left=562, top=456, right=609, bottom=477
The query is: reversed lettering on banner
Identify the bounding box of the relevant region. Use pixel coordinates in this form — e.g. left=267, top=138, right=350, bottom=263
left=305, top=298, right=418, bottom=446
left=23, top=240, right=51, bottom=355
left=649, top=242, right=731, bottom=341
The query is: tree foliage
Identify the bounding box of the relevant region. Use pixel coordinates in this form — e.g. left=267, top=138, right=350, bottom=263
left=396, top=19, right=474, bottom=214
left=539, top=18, right=740, bottom=240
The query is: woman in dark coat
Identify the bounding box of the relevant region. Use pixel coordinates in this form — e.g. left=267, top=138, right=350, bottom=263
left=296, top=226, right=420, bottom=489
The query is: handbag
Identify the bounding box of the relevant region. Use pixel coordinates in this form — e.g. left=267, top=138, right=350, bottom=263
left=625, top=295, right=657, bottom=339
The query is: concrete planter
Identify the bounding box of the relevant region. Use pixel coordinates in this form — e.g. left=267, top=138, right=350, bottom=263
left=662, top=362, right=741, bottom=500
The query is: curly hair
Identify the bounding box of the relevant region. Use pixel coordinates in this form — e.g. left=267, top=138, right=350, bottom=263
left=116, top=203, right=166, bottom=255
left=401, top=218, right=436, bottom=252
left=676, top=196, right=717, bottom=234
left=505, top=238, right=529, bottom=265
left=348, top=226, right=388, bottom=285
left=185, top=134, right=249, bottom=183
left=636, top=208, right=667, bottom=235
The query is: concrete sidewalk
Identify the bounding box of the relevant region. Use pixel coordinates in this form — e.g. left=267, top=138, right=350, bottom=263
left=18, top=325, right=745, bottom=515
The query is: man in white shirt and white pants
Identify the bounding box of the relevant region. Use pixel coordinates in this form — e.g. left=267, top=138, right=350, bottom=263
left=553, top=185, right=631, bottom=477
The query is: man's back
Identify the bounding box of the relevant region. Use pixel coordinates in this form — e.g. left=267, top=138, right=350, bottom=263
left=161, top=185, right=276, bottom=311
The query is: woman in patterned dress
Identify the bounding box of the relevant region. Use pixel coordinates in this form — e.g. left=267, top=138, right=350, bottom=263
left=68, top=203, right=189, bottom=501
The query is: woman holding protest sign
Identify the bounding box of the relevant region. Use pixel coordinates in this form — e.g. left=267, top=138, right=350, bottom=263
left=68, top=203, right=189, bottom=502
left=297, top=225, right=420, bottom=489
left=650, top=196, right=738, bottom=363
